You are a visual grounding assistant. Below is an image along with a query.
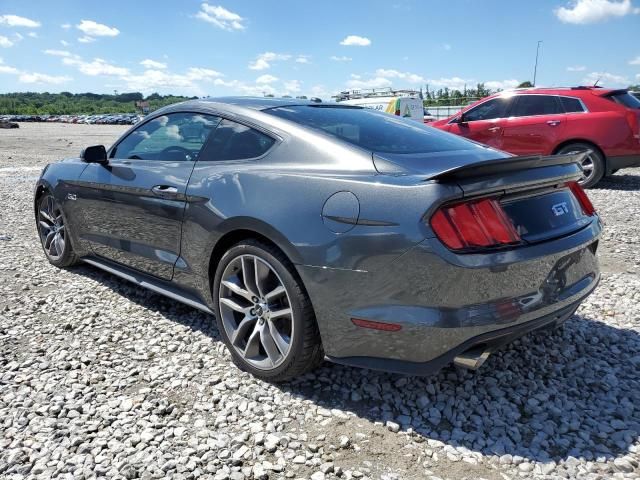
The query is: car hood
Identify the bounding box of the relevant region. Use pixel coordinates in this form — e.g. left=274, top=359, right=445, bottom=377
left=372, top=147, right=512, bottom=178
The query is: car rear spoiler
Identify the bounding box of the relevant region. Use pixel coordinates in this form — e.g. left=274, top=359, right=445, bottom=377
left=428, top=152, right=588, bottom=182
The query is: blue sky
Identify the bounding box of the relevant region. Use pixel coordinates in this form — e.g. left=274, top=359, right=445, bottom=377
left=0, top=0, right=639, bottom=99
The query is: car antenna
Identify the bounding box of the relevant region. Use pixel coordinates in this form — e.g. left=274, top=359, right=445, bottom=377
left=593, top=75, right=601, bottom=87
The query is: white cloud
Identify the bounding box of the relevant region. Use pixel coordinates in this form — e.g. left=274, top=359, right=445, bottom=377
left=295, top=55, right=310, bottom=64
left=256, top=74, right=278, bottom=84
left=0, top=57, right=72, bottom=84
left=583, top=71, right=629, bottom=86
left=309, top=84, right=330, bottom=99
left=485, top=79, right=520, bottom=90
left=13, top=33, right=23, bottom=41
left=186, top=67, right=223, bottom=80
left=61, top=23, right=71, bottom=29
left=248, top=51, right=291, bottom=70
left=330, top=55, right=352, bottom=62
left=340, top=35, right=371, bottom=46
left=122, top=70, right=199, bottom=92
left=78, top=36, right=96, bottom=44
left=375, top=69, right=425, bottom=83
left=196, top=3, right=246, bottom=31
left=140, top=59, right=167, bottom=69
left=283, top=80, right=301, bottom=93
left=0, top=58, right=19, bottom=74
left=0, top=36, right=14, bottom=48
left=60, top=40, right=70, bottom=47
left=63, top=57, right=129, bottom=76
left=427, top=77, right=471, bottom=91
left=27, top=32, right=38, bottom=38
left=76, top=19, right=120, bottom=37
left=567, top=65, right=587, bottom=71
left=0, top=14, right=41, bottom=28
left=629, top=55, right=640, bottom=65
left=346, top=76, right=392, bottom=89
left=44, top=49, right=75, bottom=57
left=555, top=0, right=638, bottom=24
left=19, top=72, right=71, bottom=84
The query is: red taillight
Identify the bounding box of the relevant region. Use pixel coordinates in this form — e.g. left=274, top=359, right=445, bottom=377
left=626, top=110, right=640, bottom=141
left=430, top=197, right=521, bottom=251
left=567, top=181, right=596, bottom=216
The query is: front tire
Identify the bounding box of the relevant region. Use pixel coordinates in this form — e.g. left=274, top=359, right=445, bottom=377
left=556, top=143, right=604, bottom=188
left=213, top=239, right=323, bottom=381
left=36, top=193, right=79, bottom=268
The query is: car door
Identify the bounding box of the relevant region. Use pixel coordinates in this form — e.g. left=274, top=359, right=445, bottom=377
left=501, top=95, right=566, bottom=155
left=445, top=97, right=513, bottom=150
left=74, top=111, right=221, bottom=280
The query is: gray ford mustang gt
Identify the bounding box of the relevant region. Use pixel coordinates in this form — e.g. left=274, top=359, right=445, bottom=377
left=34, top=97, right=601, bottom=381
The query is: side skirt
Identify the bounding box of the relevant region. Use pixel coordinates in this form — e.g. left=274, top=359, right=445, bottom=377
left=82, top=256, right=214, bottom=315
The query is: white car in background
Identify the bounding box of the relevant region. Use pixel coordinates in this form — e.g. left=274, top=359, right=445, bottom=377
left=333, top=88, right=425, bottom=122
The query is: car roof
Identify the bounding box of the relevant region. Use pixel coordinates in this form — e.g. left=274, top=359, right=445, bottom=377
left=493, top=86, right=619, bottom=97
left=179, top=96, right=327, bottom=111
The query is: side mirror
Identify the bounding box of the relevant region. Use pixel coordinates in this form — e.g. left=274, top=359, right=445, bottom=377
left=80, top=145, right=108, bottom=164
left=457, top=113, right=468, bottom=125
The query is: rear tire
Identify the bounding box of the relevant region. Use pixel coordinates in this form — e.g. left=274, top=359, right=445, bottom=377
left=36, top=193, right=79, bottom=268
left=213, top=239, right=324, bottom=382
left=556, top=143, right=604, bottom=188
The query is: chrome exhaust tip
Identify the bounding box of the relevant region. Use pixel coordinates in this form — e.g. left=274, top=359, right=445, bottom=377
left=453, top=346, right=491, bottom=370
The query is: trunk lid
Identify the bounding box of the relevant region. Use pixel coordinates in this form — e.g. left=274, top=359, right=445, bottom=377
left=400, top=151, right=595, bottom=248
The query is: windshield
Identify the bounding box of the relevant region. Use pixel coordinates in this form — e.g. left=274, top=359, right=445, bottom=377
left=265, top=105, right=476, bottom=154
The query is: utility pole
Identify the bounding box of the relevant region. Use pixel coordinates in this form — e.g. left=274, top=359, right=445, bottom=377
left=533, top=41, right=542, bottom=86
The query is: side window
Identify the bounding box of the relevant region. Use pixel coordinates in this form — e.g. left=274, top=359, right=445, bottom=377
left=463, top=98, right=510, bottom=122
left=112, top=113, right=221, bottom=161
left=204, top=119, right=276, bottom=161
left=560, top=97, right=585, bottom=113
left=512, top=95, right=562, bottom=117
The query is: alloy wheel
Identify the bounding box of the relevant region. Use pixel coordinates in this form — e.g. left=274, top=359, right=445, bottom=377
left=38, top=195, right=66, bottom=260
left=218, top=254, right=294, bottom=370
left=564, top=149, right=595, bottom=185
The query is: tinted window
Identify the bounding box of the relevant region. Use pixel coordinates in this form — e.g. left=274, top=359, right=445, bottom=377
left=609, top=92, right=640, bottom=109
left=463, top=98, right=510, bottom=122
left=560, top=97, right=585, bottom=113
left=512, top=95, right=562, bottom=117
left=113, top=113, right=220, bottom=161
left=266, top=106, right=476, bottom=154
left=204, top=119, right=275, bottom=161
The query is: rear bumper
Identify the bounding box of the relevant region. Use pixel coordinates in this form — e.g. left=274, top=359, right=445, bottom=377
left=299, top=218, right=601, bottom=371
left=326, top=296, right=586, bottom=376
left=608, top=154, right=640, bottom=172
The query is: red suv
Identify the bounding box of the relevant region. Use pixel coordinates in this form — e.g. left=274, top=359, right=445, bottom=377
left=431, top=87, right=640, bottom=187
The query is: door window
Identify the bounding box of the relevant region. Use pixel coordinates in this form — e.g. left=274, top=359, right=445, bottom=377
left=204, top=119, right=276, bottom=161
left=559, top=96, right=586, bottom=113
left=511, top=95, right=562, bottom=117
left=112, top=112, right=221, bottom=161
left=463, top=98, right=511, bottom=122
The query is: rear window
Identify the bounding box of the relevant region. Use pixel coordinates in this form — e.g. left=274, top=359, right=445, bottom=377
left=608, top=92, right=640, bottom=109
left=265, top=105, right=475, bottom=154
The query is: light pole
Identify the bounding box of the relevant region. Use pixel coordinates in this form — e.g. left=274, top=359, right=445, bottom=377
left=533, top=41, right=542, bottom=86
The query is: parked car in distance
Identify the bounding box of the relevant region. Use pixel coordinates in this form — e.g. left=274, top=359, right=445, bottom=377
left=430, top=86, right=640, bottom=187
left=423, top=108, right=436, bottom=123
left=334, top=88, right=425, bottom=122
left=35, top=97, right=601, bottom=381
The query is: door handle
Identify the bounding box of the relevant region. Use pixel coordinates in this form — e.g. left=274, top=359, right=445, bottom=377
left=546, top=120, right=561, bottom=126
left=151, top=185, right=179, bottom=198
left=488, top=126, right=501, bottom=133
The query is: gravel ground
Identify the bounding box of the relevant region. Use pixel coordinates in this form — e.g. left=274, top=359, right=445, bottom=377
left=1, top=123, right=639, bottom=480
